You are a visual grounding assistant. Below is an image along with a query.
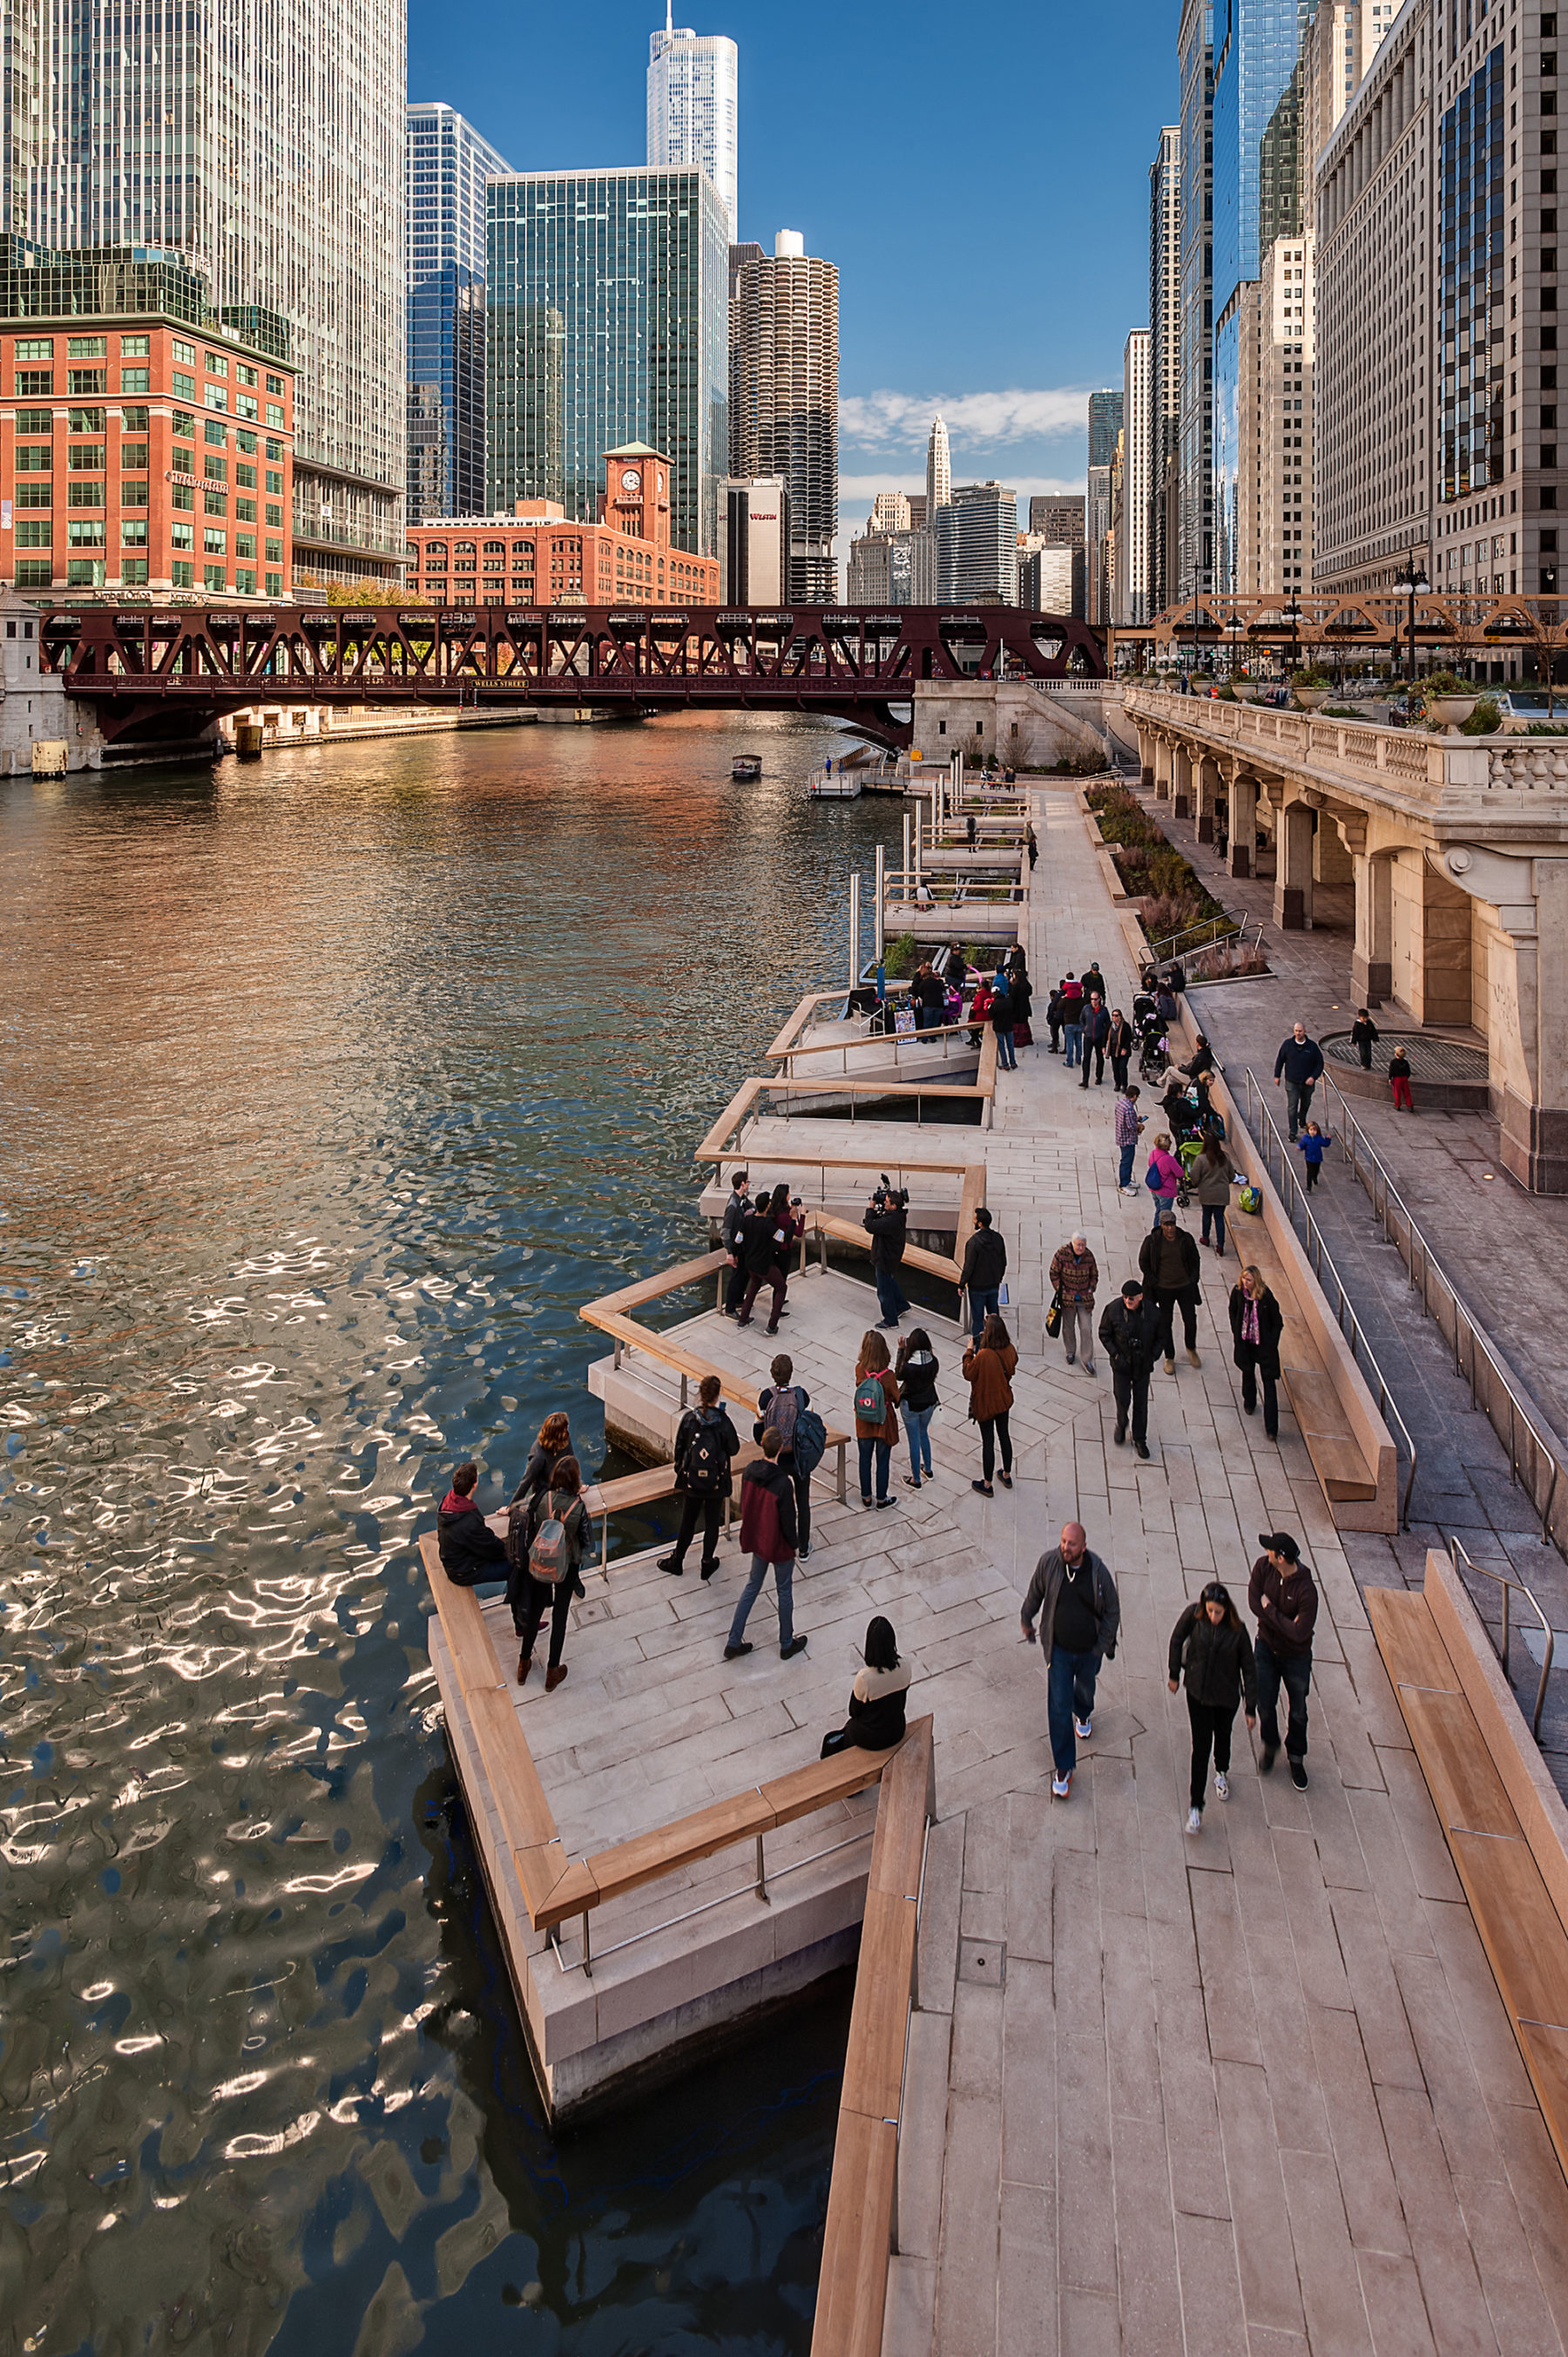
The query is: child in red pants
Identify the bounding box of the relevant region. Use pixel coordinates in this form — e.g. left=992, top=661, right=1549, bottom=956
left=1389, top=1049, right=1414, bottom=1112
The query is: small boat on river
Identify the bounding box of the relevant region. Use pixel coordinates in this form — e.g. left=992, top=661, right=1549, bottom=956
left=732, top=754, right=762, bottom=781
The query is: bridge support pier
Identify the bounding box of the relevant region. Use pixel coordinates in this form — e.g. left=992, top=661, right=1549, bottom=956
left=1172, top=743, right=1192, bottom=816
left=1351, top=851, right=1393, bottom=1006
left=1229, top=775, right=1258, bottom=878
left=1153, top=736, right=1173, bottom=799
left=1195, top=756, right=1221, bottom=845
left=1275, top=801, right=1316, bottom=930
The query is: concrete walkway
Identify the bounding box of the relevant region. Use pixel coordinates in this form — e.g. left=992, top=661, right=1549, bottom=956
left=896, top=788, right=1568, bottom=2357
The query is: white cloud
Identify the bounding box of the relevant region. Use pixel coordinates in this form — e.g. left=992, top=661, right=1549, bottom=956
left=839, top=386, right=1090, bottom=448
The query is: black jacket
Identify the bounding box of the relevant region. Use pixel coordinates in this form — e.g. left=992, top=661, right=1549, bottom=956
left=914, top=968, right=945, bottom=1011
left=1229, top=1284, right=1283, bottom=1379
left=1022, top=1547, right=1121, bottom=1659
left=1274, top=1034, right=1325, bottom=1087
left=896, top=1344, right=941, bottom=1412
left=436, top=1499, right=508, bottom=1587
left=741, top=1205, right=785, bottom=1275
left=674, top=1404, right=740, bottom=1493
left=1169, top=1602, right=1257, bottom=1713
left=960, top=1227, right=1007, bottom=1292
left=1085, top=1003, right=1112, bottom=1047
left=721, top=1189, right=750, bottom=1252
left=1139, top=1225, right=1201, bottom=1295
left=863, top=1202, right=909, bottom=1270
left=514, top=1440, right=571, bottom=1506
left=1098, top=1296, right=1161, bottom=1375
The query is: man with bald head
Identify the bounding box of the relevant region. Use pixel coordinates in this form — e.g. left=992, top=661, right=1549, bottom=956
left=1020, top=1521, right=1121, bottom=1798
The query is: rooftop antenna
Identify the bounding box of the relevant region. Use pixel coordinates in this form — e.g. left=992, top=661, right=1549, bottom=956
left=666, top=0, right=672, bottom=26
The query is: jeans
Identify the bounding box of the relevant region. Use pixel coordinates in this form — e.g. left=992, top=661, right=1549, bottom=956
left=728, top=1552, right=795, bottom=1651
left=1200, top=1202, right=1227, bottom=1252
left=1118, top=1141, right=1136, bottom=1189
left=1061, top=1300, right=1095, bottom=1365
left=789, top=1460, right=812, bottom=1551
left=1255, top=1637, right=1311, bottom=1758
left=1284, top=1077, right=1316, bottom=1138
left=514, top=1570, right=574, bottom=1670
left=995, top=1027, right=1017, bottom=1070
left=1111, top=1362, right=1150, bottom=1445
left=913, top=1000, right=933, bottom=1033
left=1047, top=1644, right=1101, bottom=1778
left=1154, top=1285, right=1199, bottom=1359
left=902, top=1400, right=935, bottom=1480
left=1187, top=1696, right=1236, bottom=1809
left=1357, top=1040, right=1374, bottom=1070
left=1151, top=1194, right=1178, bottom=1229
left=1063, top=1024, right=1082, bottom=1068
left=969, top=1284, right=1002, bottom=1343
left=857, top=1434, right=892, bottom=1501
left=978, top=1410, right=1012, bottom=1483
left=874, top=1264, right=909, bottom=1324
left=1237, top=1352, right=1278, bottom=1437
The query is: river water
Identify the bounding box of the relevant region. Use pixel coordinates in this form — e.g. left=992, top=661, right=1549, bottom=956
left=0, top=713, right=902, bottom=2355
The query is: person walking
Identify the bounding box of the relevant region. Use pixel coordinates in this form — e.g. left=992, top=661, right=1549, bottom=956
left=1139, top=1209, right=1202, bottom=1372
left=963, top=1311, right=1017, bottom=1495
left=1060, top=972, right=1085, bottom=1070
left=863, top=1181, right=911, bottom=1330
left=1193, top=1133, right=1240, bottom=1255
left=1296, top=1121, right=1328, bottom=1189
left=436, top=1461, right=509, bottom=1585
left=1098, top=1278, right=1159, bottom=1459
left=1020, top=1521, right=1121, bottom=1800
left=1026, top=822, right=1039, bottom=870
left=1008, top=958, right=1034, bottom=1049
left=658, top=1373, right=740, bottom=1580
left=1079, top=994, right=1112, bottom=1088
left=726, top=1429, right=807, bottom=1661
left=961, top=1206, right=1008, bottom=1342
left=757, top=1352, right=816, bottom=1560
left=1107, top=1008, right=1136, bottom=1092
left=1114, top=1084, right=1146, bottom=1195
left=895, top=1326, right=941, bottom=1489
left=989, top=968, right=1017, bottom=1071
left=510, top=1454, right=589, bottom=1690
left=1351, top=1009, right=1380, bottom=1071
left=1145, top=1130, right=1185, bottom=1225
left=1082, top=960, right=1106, bottom=1007
left=1230, top=1264, right=1283, bottom=1439
left=1274, top=1020, right=1325, bottom=1141
left=966, top=809, right=978, bottom=850
left=1389, top=1046, right=1414, bottom=1112
left=720, top=1168, right=752, bottom=1317
left=1248, top=1531, right=1318, bottom=1786
left=1049, top=1233, right=1098, bottom=1373
left=1168, top=1581, right=1257, bottom=1831
left=854, top=1329, right=902, bottom=1509
left=1046, top=979, right=1064, bottom=1054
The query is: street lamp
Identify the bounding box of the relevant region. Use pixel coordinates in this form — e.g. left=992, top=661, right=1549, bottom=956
left=1226, top=605, right=1245, bottom=681
left=1395, top=552, right=1432, bottom=685
left=1281, top=596, right=1303, bottom=681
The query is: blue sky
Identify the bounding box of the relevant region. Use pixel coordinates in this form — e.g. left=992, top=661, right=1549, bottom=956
left=409, top=0, right=1179, bottom=560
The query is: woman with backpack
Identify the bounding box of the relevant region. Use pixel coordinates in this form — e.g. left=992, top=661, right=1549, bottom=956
left=854, top=1329, right=902, bottom=1508
left=820, top=1615, right=911, bottom=1758
left=658, top=1372, right=740, bottom=1579
left=510, top=1454, right=590, bottom=1690
left=1145, top=1131, right=1185, bottom=1226
left=1167, top=1580, right=1257, bottom=1832
left=895, top=1327, right=941, bottom=1489
left=513, top=1410, right=585, bottom=1600
left=756, top=1351, right=827, bottom=1561
left=963, top=1311, right=1017, bottom=1496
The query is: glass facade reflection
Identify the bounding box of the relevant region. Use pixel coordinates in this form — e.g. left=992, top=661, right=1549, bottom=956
left=1212, top=0, right=1315, bottom=317
left=1439, top=48, right=1507, bottom=500
left=487, top=171, right=729, bottom=561
left=1179, top=0, right=1214, bottom=594
left=406, top=105, right=512, bottom=525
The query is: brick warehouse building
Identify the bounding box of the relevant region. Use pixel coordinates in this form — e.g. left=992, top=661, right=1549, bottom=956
left=403, top=442, right=719, bottom=606
left=0, top=241, right=294, bottom=603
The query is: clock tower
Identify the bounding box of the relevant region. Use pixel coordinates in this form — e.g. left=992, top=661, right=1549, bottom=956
left=602, top=442, right=672, bottom=551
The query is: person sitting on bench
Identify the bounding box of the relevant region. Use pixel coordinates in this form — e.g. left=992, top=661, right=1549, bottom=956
left=820, top=1615, right=911, bottom=1757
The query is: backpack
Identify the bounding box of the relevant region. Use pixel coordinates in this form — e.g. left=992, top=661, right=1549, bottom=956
left=528, top=1492, right=574, bottom=1585
left=791, top=1403, right=828, bottom=1477
left=505, top=1498, right=533, bottom=1570
left=1238, top=1182, right=1262, bottom=1215
left=855, top=1372, right=887, bottom=1424
left=682, top=1413, right=730, bottom=1495
left=765, top=1384, right=800, bottom=1448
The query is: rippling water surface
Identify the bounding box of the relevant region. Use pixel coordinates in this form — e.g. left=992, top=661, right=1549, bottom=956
left=0, top=714, right=900, bottom=2355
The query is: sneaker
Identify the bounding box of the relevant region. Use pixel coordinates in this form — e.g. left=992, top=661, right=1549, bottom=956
left=875, top=1495, right=897, bottom=1509
left=724, top=1642, right=754, bottom=1661
left=1122, top=1186, right=1142, bottom=1198
left=798, top=1542, right=812, bottom=1560
left=781, top=1636, right=808, bottom=1661
left=1186, top=1805, right=1202, bottom=1834
left=1186, top=1347, right=1202, bottom=1368
left=997, top=1470, right=1013, bottom=1488
left=972, top=1479, right=994, bottom=1496
left=875, top=1318, right=901, bottom=1331
left=1074, top=1716, right=1092, bottom=1740
left=1052, top=1773, right=1071, bottom=1799
left=1259, top=1744, right=1278, bottom=1774
left=658, top=1554, right=686, bottom=1577
left=861, top=1494, right=875, bottom=1509
left=1134, top=1439, right=1151, bottom=1460
left=1289, top=1758, right=1308, bottom=1790
left=1214, top=1770, right=1229, bottom=1800
left=902, top=1475, right=922, bottom=1489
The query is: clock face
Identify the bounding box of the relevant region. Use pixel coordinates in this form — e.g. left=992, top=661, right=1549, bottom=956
left=621, top=468, right=641, bottom=491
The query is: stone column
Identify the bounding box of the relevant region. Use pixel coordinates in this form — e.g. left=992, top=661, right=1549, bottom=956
left=1274, top=800, right=1316, bottom=930
left=1351, top=852, right=1392, bottom=1005
left=1509, top=857, right=1568, bottom=1190
left=1230, top=774, right=1259, bottom=878
left=1195, top=755, right=1220, bottom=844
left=1173, top=742, right=1192, bottom=816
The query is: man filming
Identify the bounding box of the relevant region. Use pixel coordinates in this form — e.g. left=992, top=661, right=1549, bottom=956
left=863, top=1176, right=911, bottom=1331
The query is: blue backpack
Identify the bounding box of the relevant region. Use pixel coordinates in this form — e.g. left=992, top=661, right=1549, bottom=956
left=792, top=1403, right=828, bottom=1477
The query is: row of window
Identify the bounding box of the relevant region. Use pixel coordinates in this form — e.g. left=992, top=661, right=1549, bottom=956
left=12, top=559, right=287, bottom=593
left=14, top=336, right=284, bottom=387
left=16, top=369, right=287, bottom=420
left=2, top=407, right=287, bottom=467
left=13, top=518, right=280, bottom=556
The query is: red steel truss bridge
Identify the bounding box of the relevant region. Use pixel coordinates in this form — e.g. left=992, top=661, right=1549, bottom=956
left=38, top=600, right=1107, bottom=752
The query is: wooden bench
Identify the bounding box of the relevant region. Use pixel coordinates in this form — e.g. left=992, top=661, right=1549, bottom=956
left=1366, top=1563, right=1568, bottom=2181
left=1279, top=1367, right=1379, bottom=1502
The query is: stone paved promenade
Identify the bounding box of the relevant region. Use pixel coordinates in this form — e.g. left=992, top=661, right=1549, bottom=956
left=891, top=789, right=1568, bottom=2357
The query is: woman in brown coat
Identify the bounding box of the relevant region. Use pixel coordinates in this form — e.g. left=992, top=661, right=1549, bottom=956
left=963, top=1312, right=1018, bottom=1495
left=854, top=1327, right=902, bottom=1509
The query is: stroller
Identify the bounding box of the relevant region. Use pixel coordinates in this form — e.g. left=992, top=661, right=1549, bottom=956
left=1138, top=1019, right=1169, bottom=1085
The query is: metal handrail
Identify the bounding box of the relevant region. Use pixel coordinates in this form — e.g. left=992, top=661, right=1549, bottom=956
left=1242, top=1070, right=1419, bottom=1527
left=1450, top=1534, right=1556, bottom=1739
left=1320, top=1072, right=1563, bottom=1547
left=1143, top=910, right=1246, bottom=964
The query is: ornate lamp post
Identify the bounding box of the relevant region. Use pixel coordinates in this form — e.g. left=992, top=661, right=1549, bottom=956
left=1396, top=552, right=1432, bottom=684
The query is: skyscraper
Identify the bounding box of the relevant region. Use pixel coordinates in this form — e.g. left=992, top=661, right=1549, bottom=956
left=647, top=10, right=740, bottom=245
left=927, top=415, right=951, bottom=516
left=936, top=484, right=1017, bottom=605
left=1088, top=389, right=1124, bottom=471
left=406, top=104, right=512, bottom=526
left=729, top=231, right=839, bottom=600
left=1029, top=496, right=1085, bottom=545
left=1118, top=329, right=1152, bottom=623
left=37, top=0, right=407, bottom=588
left=1178, top=0, right=1214, bottom=596
left=486, top=170, right=730, bottom=559
left=1148, top=124, right=1182, bottom=613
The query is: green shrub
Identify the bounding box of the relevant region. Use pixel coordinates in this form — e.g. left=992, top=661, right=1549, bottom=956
left=1460, top=696, right=1501, bottom=735
left=1290, top=667, right=1332, bottom=688
left=882, top=931, right=919, bottom=979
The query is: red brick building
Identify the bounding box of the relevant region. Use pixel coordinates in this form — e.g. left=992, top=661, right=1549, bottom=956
left=403, top=442, right=720, bottom=606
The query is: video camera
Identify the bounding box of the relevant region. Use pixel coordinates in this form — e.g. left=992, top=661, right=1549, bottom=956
left=869, top=1173, right=910, bottom=1212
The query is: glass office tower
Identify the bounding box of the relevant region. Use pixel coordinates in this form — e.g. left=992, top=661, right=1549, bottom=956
left=407, top=104, right=512, bottom=525
left=486, top=170, right=730, bottom=559
left=647, top=17, right=740, bottom=246
left=1179, top=0, right=1214, bottom=597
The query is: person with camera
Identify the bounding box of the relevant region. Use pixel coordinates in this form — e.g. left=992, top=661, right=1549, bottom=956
left=737, top=1184, right=793, bottom=1334
left=863, top=1176, right=910, bottom=1331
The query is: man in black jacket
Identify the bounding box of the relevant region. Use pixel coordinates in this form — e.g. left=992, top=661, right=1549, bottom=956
left=720, top=1168, right=750, bottom=1316
left=960, top=1206, right=1007, bottom=1341
left=863, top=1187, right=910, bottom=1330
left=436, top=1463, right=509, bottom=1586
left=1274, top=1020, right=1325, bottom=1140
left=1139, top=1210, right=1203, bottom=1372
left=1098, top=1279, right=1160, bottom=1459
left=1020, top=1521, right=1121, bottom=1799
left=1079, top=994, right=1112, bottom=1089
left=1248, top=1531, right=1319, bottom=1786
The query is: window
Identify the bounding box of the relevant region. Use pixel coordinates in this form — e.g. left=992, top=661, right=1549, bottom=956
left=172, top=338, right=195, bottom=366
left=64, top=335, right=105, bottom=361
left=69, top=444, right=105, bottom=471
left=172, top=370, right=195, bottom=400
left=234, top=567, right=256, bottom=594
left=121, top=520, right=148, bottom=547
left=15, top=519, right=50, bottom=546
left=236, top=394, right=258, bottom=421
left=121, top=559, right=148, bottom=584
left=15, top=482, right=51, bottom=509
left=455, top=540, right=475, bottom=553
left=205, top=420, right=226, bottom=448
left=15, top=370, right=52, bottom=396
left=204, top=386, right=228, bottom=412
left=171, top=484, right=194, bottom=511
left=265, top=470, right=282, bottom=494
left=236, top=362, right=257, bottom=388
left=15, top=444, right=51, bottom=471
left=67, top=370, right=107, bottom=395
left=235, top=463, right=257, bottom=487
left=121, top=442, right=149, bottom=470
left=204, top=491, right=227, bottom=517
left=265, top=440, right=282, bottom=464
left=120, top=334, right=150, bottom=357
left=121, top=369, right=150, bottom=394
left=266, top=373, right=284, bottom=396
left=265, top=540, right=282, bottom=566
left=205, top=455, right=226, bottom=482
left=121, top=480, right=148, bottom=508
left=172, top=409, right=194, bottom=438
left=423, top=540, right=448, bottom=559
left=204, top=563, right=226, bottom=590
left=14, top=559, right=52, bottom=586
left=66, top=559, right=105, bottom=586
left=172, top=520, right=195, bottom=550
left=67, top=409, right=105, bottom=434
left=203, top=528, right=226, bottom=554
left=236, top=497, right=256, bottom=522
left=265, top=403, right=284, bottom=429
left=235, top=533, right=256, bottom=559
left=235, top=430, right=256, bottom=454
left=66, top=481, right=105, bottom=508
left=454, top=556, right=476, bottom=572
left=172, top=559, right=194, bottom=587
left=205, top=351, right=228, bottom=376
left=15, top=336, right=52, bottom=359
left=265, top=505, right=281, bottom=527
left=67, top=521, right=105, bottom=547
left=15, top=409, right=51, bottom=434
left=265, top=572, right=282, bottom=599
